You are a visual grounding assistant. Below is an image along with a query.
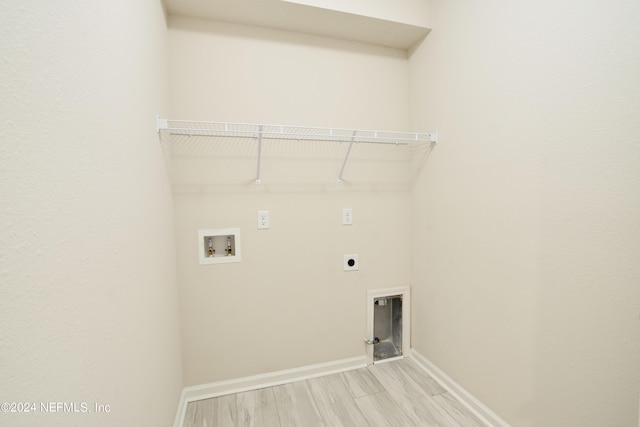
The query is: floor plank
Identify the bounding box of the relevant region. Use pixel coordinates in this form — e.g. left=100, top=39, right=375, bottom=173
left=355, top=390, right=420, bottom=427
left=212, top=394, right=236, bottom=427
left=183, top=401, right=197, bottom=427
left=397, top=357, right=447, bottom=396
left=369, top=361, right=460, bottom=426
left=307, top=373, right=370, bottom=427
left=273, top=381, right=325, bottom=427
left=341, top=367, right=385, bottom=398
left=433, top=392, right=486, bottom=427
left=236, top=388, right=281, bottom=427
left=193, top=398, right=214, bottom=427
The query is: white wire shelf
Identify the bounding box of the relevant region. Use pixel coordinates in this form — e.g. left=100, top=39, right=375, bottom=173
left=157, top=118, right=438, bottom=184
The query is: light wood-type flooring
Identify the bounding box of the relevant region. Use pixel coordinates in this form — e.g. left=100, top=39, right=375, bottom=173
left=182, top=358, right=486, bottom=427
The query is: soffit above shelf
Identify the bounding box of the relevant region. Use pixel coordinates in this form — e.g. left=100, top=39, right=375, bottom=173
left=164, top=0, right=431, bottom=50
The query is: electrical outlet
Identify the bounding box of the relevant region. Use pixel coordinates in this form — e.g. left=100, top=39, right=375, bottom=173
left=344, top=254, right=359, bottom=271
left=257, top=210, right=269, bottom=229
left=342, top=208, right=353, bottom=225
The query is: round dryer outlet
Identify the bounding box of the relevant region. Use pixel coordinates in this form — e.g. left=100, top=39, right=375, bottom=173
left=343, top=254, right=359, bottom=271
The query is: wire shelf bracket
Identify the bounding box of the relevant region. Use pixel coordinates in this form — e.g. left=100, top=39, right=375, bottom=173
left=256, top=125, right=263, bottom=185
left=337, top=130, right=357, bottom=184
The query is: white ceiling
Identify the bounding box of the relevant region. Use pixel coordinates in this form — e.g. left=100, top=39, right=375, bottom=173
left=164, top=0, right=430, bottom=50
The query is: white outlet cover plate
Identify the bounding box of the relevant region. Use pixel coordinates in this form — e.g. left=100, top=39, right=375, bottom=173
left=344, top=254, right=359, bottom=271
left=258, top=210, right=269, bottom=229
left=343, top=208, right=353, bottom=225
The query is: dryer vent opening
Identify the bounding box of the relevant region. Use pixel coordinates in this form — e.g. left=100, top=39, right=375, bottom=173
left=373, top=295, right=403, bottom=361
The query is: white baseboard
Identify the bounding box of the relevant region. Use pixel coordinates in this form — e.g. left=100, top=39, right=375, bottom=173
left=410, top=349, right=510, bottom=427
left=172, top=390, right=187, bottom=427
left=173, top=355, right=367, bottom=427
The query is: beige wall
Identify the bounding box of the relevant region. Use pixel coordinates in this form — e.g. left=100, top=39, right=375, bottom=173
left=168, top=16, right=414, bottom=386
left=0, top=1, right=183, bottom=426
left=167, top=16, right=410, bottom=129
left=409, top=1, right=640, bottom=426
